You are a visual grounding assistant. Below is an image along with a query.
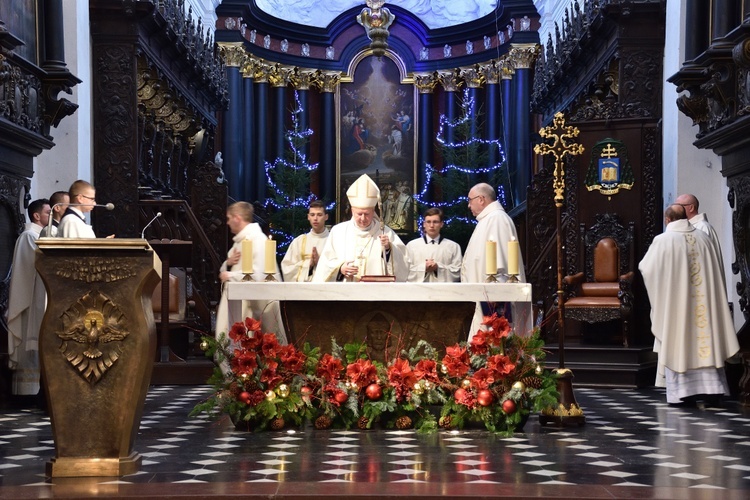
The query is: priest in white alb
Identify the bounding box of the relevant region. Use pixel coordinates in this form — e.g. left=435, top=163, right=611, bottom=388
left=312, top=174, right=409, bottom=282
left=281, top=200, right=330, bottom=282
left=639, top=204, right=739, bottom=405
left=6, top=198, right=50, bottom=396
left=462, top=183, right=527, bottom=337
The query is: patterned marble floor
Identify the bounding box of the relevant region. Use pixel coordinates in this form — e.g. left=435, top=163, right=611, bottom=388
left=1, top=385, right=750, bottom=499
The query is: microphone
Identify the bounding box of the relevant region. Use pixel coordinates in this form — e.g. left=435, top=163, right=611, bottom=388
left=141, top=212, right=162, bottom=239
left=44, top=202, right=116, bottom=236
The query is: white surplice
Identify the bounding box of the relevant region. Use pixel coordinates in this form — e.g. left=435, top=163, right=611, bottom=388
left=5, top=223, right=45, bottom=395
left=312, top=219, right=409, bottom=282
left=281, top=228, right=330, bottom=282
left=461, top=201, right=528, bottom=336
left=214, top=222, right=286, bottom=342
left=406, top=235, right=462, bottom=283
left=639, top=219, right=739, bottom=403
left=57, top=208, right=96, bottom=238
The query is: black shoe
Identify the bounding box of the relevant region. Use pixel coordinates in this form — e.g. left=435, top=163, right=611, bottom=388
left=668, top=396, right=697, bottom=408
left=702, top=395, right=723, bottom=408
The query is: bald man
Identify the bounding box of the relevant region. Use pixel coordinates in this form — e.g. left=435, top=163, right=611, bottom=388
left=675, top=193, right=725, bottom=288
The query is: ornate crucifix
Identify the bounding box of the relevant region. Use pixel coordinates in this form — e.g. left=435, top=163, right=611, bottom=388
left=534, top=112, right=586, bottom=426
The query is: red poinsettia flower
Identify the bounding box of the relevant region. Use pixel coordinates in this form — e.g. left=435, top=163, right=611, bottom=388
left=442, top=345, right=470, bottom=378
left=470, top=367, right=498, bottom=390
left=486, top=354, right=516, bottom=376
left=261, top=333, right=281, bottom=358
left=387, top=358, right=418, bottom=402
left=278, top=345, right=306, bottom=373
left=260, top=359, right=282, bottom=388
left=233, top=349, right=258, bottom=376
left=481, top=313, right=511, bottom=346
left=455, top=388, right=477, bottom=409
left=244, top=317, right=262, bottom=333
left=469, top=329, right=489, bottom=355
left=248, top=389, right=266, bottom=406
left=346, top=358, right=378, bottom=388
left=316, top=353, right=344, bottom=383
left=414, top=359, right=440, bottom=384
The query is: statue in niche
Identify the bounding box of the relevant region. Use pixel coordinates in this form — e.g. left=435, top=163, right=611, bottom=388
left=521, top=16, right=531, bottom=31
left=419, top=46, right=429, bottom=61
left=249, top=29, right=257, bottom=43
left=301, top=43, right=310, bottom=57
left=263, top=34, right=271, bottom=49
left=280, top=39, right=289, bottom=52
left=497, top=31, right=505, bottom=45
left=483, top=35, right=491, bottom=51
left=326, top=46, right=335, bottom=60
left=507, top=23, right=514, bottom=39
left=444, top=44, right=451, bottom=58
left=466, top=40, right=474, bottom=55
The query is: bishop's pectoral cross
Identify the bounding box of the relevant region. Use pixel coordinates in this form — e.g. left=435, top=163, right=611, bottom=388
left=533, top=112, right=585, bottom=208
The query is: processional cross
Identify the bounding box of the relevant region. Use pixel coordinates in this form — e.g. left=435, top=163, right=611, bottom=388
left=533, top=112, right=586, bottom=426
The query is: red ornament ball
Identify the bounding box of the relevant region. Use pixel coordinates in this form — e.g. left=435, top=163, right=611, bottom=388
left=477, top=389, right=493, bottom=407
left=239, top=391, right=252, bottom=405
left=365, top=383, right=383, bottom=401
left=334, top=391, right=349, bottom=404
left=454, top=388, right=467, bottom=402
left=300, top=386, right=313, bottom=396
left=502, top=399, right=517, bottom=414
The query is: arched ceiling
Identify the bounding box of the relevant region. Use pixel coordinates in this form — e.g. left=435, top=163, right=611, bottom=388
left=253, top=0, right=499, bottom=30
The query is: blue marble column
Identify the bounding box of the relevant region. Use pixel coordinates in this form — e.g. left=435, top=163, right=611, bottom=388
left=254, top=66, right=270, bottom=203
left=242, top=63, right=255, bottom=202
left=318, top=72, right=340, bottom=206
left=219, top=44, right=245, bottom=201
left=415, top=73, right=437, bottom=202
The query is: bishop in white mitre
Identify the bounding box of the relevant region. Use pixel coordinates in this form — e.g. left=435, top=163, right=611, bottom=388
left=313, top=174, right=409, bottom=282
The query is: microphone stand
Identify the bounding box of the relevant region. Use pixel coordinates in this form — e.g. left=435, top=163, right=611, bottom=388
left=43, top=202, right=115, bottom=237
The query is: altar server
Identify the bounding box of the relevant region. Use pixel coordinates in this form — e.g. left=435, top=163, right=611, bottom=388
left=58, top=180, right=98, bottom=238
left=406, top=207, right=461, bottom=282
left=214, top=201, right=285, bottom=342
left=639, top=204, right=739, bottom=405
left=313, top=174, right=409, bottom=282
left=6, top=198, right=50, bottom=396
left=281, top=200, right=330, bottom=282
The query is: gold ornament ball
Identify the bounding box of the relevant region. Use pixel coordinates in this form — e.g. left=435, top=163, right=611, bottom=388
left=512, top=381, right=526, bottom=392
left=240, top=372, right=250, bottom=382
left=423, top=381, right=432, bottom=391
left=535, top=365, right=544, bottom=375
left=461, top=379, right=472, bottom=389
left=440, top=364, right=449, bottom=374
left=413, top=386, right=424, bottom=396
left=199, top=339, right=209, bottom=351
left=265, top=390, right=276, bottom=401
left=277, top=384, right=290, bottom=398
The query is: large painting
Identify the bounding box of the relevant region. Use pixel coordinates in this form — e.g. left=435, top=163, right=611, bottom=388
left=337, top=54, right=416, bottom=232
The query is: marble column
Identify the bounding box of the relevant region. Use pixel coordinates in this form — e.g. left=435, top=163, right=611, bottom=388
left=317, top=72, right=341, bottom=206
left=414, top=73, right=437, bottom=202
left=254, top=64, right=271, bottom=203
left=291, top=70, right=318, bottom=172
left=270, top=65, right=294, bottom=165
left=437, top=71, right=461, bottom=146
left=241, top=58, right=256, bottom=202
left=218, top=43, right=245, bottom=201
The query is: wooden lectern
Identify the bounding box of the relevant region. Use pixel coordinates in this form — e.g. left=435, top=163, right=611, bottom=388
left=35, top=238, right=161, bottom=477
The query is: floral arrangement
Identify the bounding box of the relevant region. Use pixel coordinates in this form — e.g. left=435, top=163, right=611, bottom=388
left=191, top=314, right=558, bottom=436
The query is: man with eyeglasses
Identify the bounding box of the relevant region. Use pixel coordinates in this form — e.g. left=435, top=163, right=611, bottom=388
left=462, top=183, right=526, bottom=336
left=406, top=207, right=461, bottom=282
left=58, top=180, right=98, bottom=238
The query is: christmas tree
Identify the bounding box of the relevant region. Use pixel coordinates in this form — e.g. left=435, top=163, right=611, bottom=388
left=415, top=88, right=510, bottom=247
left=263, top=91, right=326, bottom=255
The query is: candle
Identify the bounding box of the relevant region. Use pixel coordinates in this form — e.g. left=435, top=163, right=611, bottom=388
left=241, top=240, right=253, bottom=274
left=485, top=240, right=497, bottom=275
left=508, top=237, right=520, bottom=275
left=264, top=236, right=277, bottom=274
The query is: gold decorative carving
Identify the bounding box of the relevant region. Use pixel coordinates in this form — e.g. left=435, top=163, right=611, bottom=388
left=460, top=66, right=484, bottom=88
left=269, top=64, right=294, bottom=87
left=291, top=69, right=318, bottom=90
left=317, top=71, right=342, bottom=93
left=414, top=72, right=438, bottom=94
left=253, top=63, right=272, bottom=83
left=57, top=290, right=129, bottom=385
left=498, top=57, right=515, bottom=80
left=437, top=70, right=462, bottom=92
left=540, top=403, right=586, bottom=417
left=55, top=257, right=137, bottom=283
left=218, top=42, right=246, bottom=67
left=508, top=43, right=540, bottom=70
left=479, top=63, right=501, bottom=84
left=241, top=57, right=260, bottom=78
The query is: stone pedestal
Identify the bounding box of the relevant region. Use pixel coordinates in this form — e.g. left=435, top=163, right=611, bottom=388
left=35, top=238, right=161, bottom=477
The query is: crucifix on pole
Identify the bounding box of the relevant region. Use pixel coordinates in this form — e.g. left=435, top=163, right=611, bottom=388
left=534, top=112, right=586, bottom=426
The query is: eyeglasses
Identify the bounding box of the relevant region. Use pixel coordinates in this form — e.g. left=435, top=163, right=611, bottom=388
left=468, top=195, right=483, bottom=203
left=80, top=195, right=96, bottom=201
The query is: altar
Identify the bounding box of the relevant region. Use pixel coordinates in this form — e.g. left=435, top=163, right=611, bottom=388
left=226, top=283, right=532, bottom=361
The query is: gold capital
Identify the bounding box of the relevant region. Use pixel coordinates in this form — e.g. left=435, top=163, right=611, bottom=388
left=269, top=64, right=294, bottom=88
left=317, top=72, right=342, bottom=93
left=437, top=70, right=462, bottom=92
left=460, top=66, right=484, bottom=89
left=253, top=63, right=272, bottom=83
left=479, top=63, right=501, bottom=85
left=218, top=42, right=246, bottom=67
left=413, top=72, right=438, bottom=94
left=508, top=43, right=540, bottom=70
left=291, top=69, right=318, bottom=90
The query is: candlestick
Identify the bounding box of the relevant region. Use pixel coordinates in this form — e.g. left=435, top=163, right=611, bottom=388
left=508, top=237, right=520, bottom=276
left=485, top=240, right=497, bottom=276
left=264, top=236, right=276, bottom=275
left=241, top=239, right=253, bottom=274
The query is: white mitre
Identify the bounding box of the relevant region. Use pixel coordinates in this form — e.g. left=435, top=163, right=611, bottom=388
left=346, top=174, right=380, bottom=208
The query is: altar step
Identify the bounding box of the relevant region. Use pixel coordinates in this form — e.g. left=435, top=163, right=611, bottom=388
left=151, top=359, right=214, bottom=385
left=542, top=343, right=658, bottom=388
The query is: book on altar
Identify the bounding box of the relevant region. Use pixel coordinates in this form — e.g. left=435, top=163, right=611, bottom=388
left=360, top=275, right=397, bottom=282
